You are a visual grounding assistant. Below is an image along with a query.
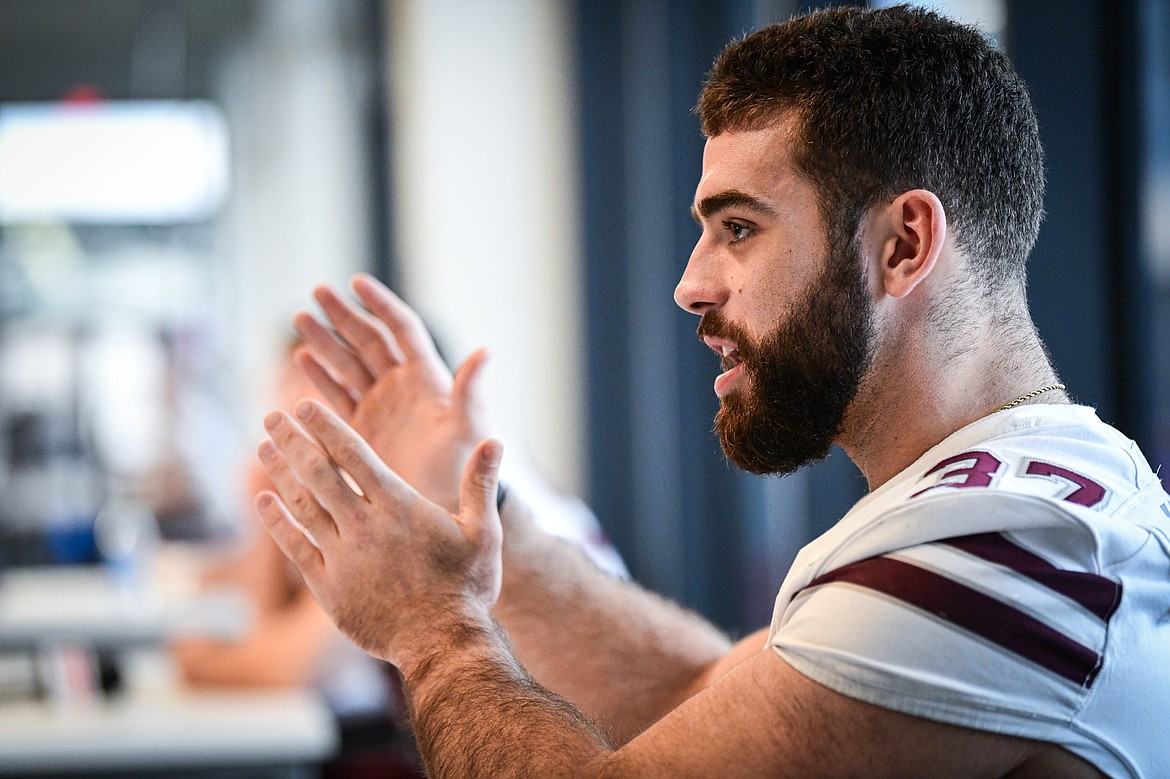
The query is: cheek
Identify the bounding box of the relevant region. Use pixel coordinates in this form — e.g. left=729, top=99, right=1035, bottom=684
left=741, top=268, right=805, bottom=336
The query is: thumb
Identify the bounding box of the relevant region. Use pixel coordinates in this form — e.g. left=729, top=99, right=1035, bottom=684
left=458, top=439, right=503, bottom=532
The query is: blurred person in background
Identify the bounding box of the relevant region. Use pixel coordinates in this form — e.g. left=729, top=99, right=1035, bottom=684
left=172, top=342, right=417, bottom=777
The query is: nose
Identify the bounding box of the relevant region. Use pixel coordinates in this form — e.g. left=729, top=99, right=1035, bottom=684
left=674, top=240, right=726, bottom=315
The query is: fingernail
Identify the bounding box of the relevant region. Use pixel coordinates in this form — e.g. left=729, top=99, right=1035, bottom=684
left=263, top=411, right=282, bottom=430
left=258, top=440, right=277, bottom=460
left=483, top=441, right=503, bottom=467
left=256, top=493, right=274, bottom=509
left=295, top=400, right=314, bottom=419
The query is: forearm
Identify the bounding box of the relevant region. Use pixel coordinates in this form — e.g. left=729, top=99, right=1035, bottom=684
left=493, top=495, right=733, bottom=744
left=403, top=603, right=613, bottom=778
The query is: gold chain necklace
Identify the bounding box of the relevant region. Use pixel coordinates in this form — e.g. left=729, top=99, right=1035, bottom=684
left=995, top=383, right=1066, bottom=413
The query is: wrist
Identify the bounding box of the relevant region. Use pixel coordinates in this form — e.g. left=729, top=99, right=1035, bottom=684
left=391, top=595, right=498, bottom=680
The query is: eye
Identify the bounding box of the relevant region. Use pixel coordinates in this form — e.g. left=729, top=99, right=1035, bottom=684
left=724, top=221, right=753, bottom=243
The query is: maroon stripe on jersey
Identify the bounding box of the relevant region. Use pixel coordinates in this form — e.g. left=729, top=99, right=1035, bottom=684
left=804, top=556, right=1104, bottom=687
left=940, top=533, right=1122, bottom=621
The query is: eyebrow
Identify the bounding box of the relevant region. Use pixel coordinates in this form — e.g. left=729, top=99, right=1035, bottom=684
left=691, top=189, right=777, bottom=225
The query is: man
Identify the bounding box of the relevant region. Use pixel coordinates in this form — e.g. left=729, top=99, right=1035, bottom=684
left=256, top=6, right=1169, bottom=777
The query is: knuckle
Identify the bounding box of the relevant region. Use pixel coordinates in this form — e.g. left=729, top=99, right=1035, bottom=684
left=290, top=489, right=318, bottom=515
left=291, top=541, right=319, bottom=568
left=305, top=457, right=336, bottom=483
left=335, top=441, right=364, bottom=469
left=262, top=459, right=288, bottom=484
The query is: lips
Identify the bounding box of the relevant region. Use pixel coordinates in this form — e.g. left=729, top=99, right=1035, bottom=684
left=719, top=346, right=741, bottom=373
left=703, top=336, right=745, bottom=397
left=703, top=336, right=740, bottom=363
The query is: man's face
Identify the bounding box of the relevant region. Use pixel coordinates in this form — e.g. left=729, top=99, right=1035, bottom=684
left=675, top=121, right=876, bottom=474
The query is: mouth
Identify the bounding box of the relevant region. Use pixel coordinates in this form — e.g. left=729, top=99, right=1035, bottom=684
left=703, top=336, right=742, bottom=368
left=703, top=336, right=744, bottom=396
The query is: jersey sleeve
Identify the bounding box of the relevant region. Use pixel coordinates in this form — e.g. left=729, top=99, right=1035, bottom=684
left=765, top=411, right=1167, bottom=778
left=769, top=521, right=1123, bottom=756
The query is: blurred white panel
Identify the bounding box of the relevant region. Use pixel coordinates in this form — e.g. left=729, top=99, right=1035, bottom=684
left=82, top=321, right=166, bottom=475
left=0, top=101, right=229, bottom=224
left=216, top=0, right=372, bottom=431
left=0, top=326, right=75, bottom=408
left=390, top=0, right=584, bottom=493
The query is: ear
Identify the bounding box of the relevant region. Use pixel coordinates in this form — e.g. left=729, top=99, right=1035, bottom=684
left=875, top=189, right=947, bottom=299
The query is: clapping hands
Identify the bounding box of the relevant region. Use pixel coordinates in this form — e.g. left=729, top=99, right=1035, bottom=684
left=292, top=274, right=490, bottom=514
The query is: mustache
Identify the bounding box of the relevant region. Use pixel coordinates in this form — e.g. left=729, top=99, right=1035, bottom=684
left=697, top=311, right=757, bottom=360
left=697, top=308, right=753, bottom=346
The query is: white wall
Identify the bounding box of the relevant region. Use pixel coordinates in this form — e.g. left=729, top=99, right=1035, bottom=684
left=212, top=0, right=584, bottom=496
left=218, top=0, right=371, bottom=436
left=388, top=0, right=585, bottom=493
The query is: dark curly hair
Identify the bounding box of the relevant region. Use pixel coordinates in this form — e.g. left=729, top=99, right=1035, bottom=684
left=697, top=5, right=1045, bottom=295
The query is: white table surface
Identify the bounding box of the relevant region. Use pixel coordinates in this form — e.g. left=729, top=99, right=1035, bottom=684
left=0, top=565, right=248, bottom=650
left=0, top=563, right=338, bottom=774
left=0, top=688, right=339, bottom=773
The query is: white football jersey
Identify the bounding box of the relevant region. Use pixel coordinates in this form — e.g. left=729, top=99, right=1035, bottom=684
left=767, top=404, right=1170, bottom=779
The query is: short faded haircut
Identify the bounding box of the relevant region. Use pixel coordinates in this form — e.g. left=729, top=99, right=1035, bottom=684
left=697, top=5, right=1045, bottom=294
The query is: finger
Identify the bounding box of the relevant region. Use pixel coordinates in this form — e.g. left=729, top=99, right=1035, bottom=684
left=452, top=347, right=490, bottom=417
left=312, top=285, right=405, bottom=373
left=294, top=310, right=374, bottom=394
left=351, top=273, right=441, bottom=365
left=258, top=436, right=337, bottom=545
left=457, top=439, right=504, bottom=537
left=255, top=490, right=326, bottom=577
left=291, top=399, right=417, bottom=515
left=264, top=410, right=363, bottom=521
left=294, top=346, right=356, bottom=417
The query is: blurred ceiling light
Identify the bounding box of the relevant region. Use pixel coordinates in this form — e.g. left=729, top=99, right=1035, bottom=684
left=0, top=100, right=229, bottom=225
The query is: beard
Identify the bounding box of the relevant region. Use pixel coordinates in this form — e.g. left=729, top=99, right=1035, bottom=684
left=698, top=231, right=876, bottom=475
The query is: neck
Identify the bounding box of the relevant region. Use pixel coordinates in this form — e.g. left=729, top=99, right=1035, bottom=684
left=838, top=310, right=1065, bottom=491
